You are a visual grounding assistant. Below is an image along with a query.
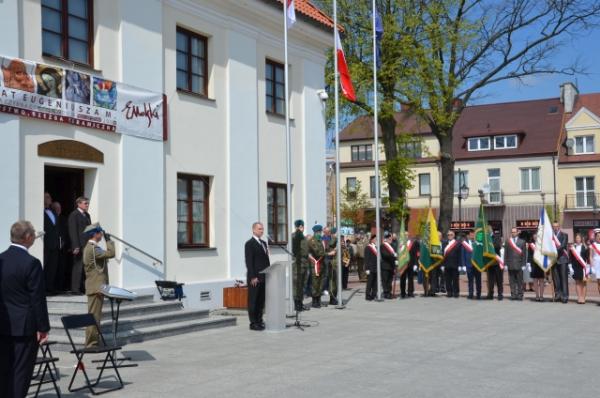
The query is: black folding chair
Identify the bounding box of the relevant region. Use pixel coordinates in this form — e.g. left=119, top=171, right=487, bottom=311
left=61, top=314, right=124, bottom=395
left=29, top=345, right=61, bottom=398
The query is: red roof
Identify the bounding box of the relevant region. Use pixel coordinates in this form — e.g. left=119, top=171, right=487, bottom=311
left=558, top=93, right=600, bottom=164
left=272, top=0, right=335, bottom=30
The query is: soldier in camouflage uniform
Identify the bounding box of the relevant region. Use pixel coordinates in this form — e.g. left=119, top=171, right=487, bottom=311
left=325, top=227, right=339, bottom=305
left=308, top=224, right=326, bottom=308
left=292, top=219, right=310, bottom=312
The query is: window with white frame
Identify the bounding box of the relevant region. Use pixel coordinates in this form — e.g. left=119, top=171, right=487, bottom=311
left=419, top=173, right=431, bottom=196
left=488, top=168, right=501, bottom=203
left=575, top=176, right=595, bottom=208
left=494, top=135, right=517, bottom=149
left=574, top=136, right=594, bottom=154
left=520, top=167, right=541, bottom=192
left=467, top=137, right=490, bottom=151
left=453, top=170, right=469, bottom=194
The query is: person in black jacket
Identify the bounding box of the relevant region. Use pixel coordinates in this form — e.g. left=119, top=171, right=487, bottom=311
left=244, top=222, right=270, bottom=331
left=43, top=192, right=60, bottom=295
left=487, top=229, right=504, bottom=300
left=0, top=220, right=50, bottom=398
left=364, top=235, right=378, bottom=300
left=381, top=233, right=397, bottom=299
left=400, top=237, right=419, bottom=298
left=67, top=196, right=91, bottom=294
left=552, top=222, right=569, bottom=303
left=569, top=233, right=589, bottom=304
left=442, top=230, right=462, bottom=298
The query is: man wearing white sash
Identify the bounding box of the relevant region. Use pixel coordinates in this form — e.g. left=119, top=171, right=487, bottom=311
left=504, top=227, right=527, bottom=300
left=462, top=230, right=481, bottom=299
left=364, top=235, right=379, bottom=301
left=551, top=222, right=569, bottom=303
left=442, top=230, right=462, bottom=298
left=381, top=233, right=397, bottom=299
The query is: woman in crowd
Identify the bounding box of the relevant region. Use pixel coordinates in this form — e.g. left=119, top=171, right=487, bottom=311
left=528, top=233, right=545, bottom=301
left=569, top=233, right=589, bottom=304
left=589, top=230, right=600, bottom=298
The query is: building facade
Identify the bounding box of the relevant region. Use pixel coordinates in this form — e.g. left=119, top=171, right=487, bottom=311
left=0, top=0, right=330, bottom=309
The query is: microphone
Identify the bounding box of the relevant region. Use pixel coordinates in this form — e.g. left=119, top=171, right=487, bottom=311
left=35, top=231, right=45, bottom=240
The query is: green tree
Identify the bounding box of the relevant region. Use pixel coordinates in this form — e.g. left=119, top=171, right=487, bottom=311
left=315, top=0, right=600, bottom=233
left=340, top=180, right=373, bottom=228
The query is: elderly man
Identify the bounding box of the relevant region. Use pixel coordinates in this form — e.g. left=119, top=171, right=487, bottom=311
left=0, top=221, right=50, bottom=398
left=82, top=223, right=115, bottom=347
left=504, top=227, right=527, bottom=300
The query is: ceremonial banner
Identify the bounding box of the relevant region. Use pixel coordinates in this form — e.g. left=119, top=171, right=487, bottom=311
left=419, top=208, right=443, bottom=275
left=472, top=205, right=497, bottom=272
left=533, top=208, right=557, bottom=273
left=0, top=55, right=165, bottom=141
left=397, top=217, right=410, bottom=275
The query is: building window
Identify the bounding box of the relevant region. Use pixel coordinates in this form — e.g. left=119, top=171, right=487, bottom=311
left=41, top=0, right=94, bottom=65
left=494, top=135, right=517, bottom=149
left=419, top=173, right=431, bottom=196
left=488, top=168, right=501, bottom=204
left=520, top=167, right=541, bottom=192
left=267, top=183, right=288, bottom=244
left=575, top=176, right=595, bottom=208
left=177, top=174, right=209, bottom=248
left=467, top=137, right=490, bottom=151
left=574, top=136, right=594, bottom=154
left=369, top=176, right=382, bottom=198
left=176, top=27, right=208, bottom=96
left=346, top=177, right=357, bottom=199
left=351, top=144, right=373, bottom=161
left=266, top=60, right=285, bottom=115
left=400, top=140, right=422, bottom=158
left=453, top=170, right=469, bottom=194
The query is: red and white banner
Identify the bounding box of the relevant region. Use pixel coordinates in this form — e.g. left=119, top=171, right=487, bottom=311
left=462, top=240, right=473, bottom=253
left=286, top=0, right=296, bottom=28
left=382, top=242, right=396, bottom=256
left=335, top=31, right=356, bottom=102
left=0, top=55, right=166, bottom=141
left=508, top=238, right=523, bottom=255
left=309, top=254, right=322, bottom=276
left=444, top=240, right=458, bottom=256
left=570, top=246, right=588, bottom=276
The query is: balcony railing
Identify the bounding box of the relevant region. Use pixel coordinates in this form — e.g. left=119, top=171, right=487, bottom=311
left=564, top=193, right=600, bottom=210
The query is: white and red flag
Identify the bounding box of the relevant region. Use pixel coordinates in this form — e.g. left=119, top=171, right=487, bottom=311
left=335, top=31, right=357, bottom=102
left=286, top=0, right=296, bottom=28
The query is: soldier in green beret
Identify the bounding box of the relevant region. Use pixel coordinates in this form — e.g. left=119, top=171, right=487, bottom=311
left=308, top=224, right=326, bottom=308
left=292, top=219, right=310, bottom=312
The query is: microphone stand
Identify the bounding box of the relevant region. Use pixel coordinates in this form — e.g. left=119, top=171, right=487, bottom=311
left=267, top=236, right=312, bottom=331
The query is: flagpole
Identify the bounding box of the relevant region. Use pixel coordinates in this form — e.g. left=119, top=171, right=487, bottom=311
left=284, top=1, right=294, bottom=315
left=372, top=0, right=382, bottom=301
left=333, top=0, right=344, bottom=309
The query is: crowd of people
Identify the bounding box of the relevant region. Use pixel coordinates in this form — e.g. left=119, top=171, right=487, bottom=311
left=288, top=221, right=600, bottom=307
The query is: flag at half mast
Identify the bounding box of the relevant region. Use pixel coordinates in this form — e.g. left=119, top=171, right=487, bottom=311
left=419, top=208, right=443, bottom=275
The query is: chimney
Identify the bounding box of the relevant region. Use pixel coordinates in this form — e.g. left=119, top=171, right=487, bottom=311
left=560, top=82, right=578, bottom=113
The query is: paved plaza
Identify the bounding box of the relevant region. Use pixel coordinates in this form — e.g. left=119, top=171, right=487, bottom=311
left=34, top=285, right=600, bottom=398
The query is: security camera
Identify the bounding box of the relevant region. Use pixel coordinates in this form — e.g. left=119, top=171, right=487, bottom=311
left=317, top=89, right=329, bottom=101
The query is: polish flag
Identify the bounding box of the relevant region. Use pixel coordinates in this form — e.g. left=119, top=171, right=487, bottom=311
left=286, top=0, right=296, bottom=28
left=335, top=31, right=356, bottom=102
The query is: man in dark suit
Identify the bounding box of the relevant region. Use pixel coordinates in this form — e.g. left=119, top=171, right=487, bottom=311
left=43, top=192, right=60, bottom=295
left=442, top=230, right=462, bottom=298
left=51, top=201, right=70, bottom=293
left=552, top=222, right=569, bottom=303
left=487, top=230, right=504, bottom=300
left=462, top=230, right=481, bottom=299
left=400, top=237, right=419, bottom=298
left=244, top=222, right=270, bottom=331
left=504, top=227, right=527, bottom=300
left=380, top=233, right=397, bottom=299
left=68, top=196, right=91, bottom=294
left=0, top=220, right=50, bottom=398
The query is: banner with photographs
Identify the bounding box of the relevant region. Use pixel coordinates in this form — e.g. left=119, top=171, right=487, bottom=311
left=0, top=56, right=165, bottom=141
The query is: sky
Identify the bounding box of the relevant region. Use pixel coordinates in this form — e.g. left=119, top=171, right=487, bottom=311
left=473, top=29, right=600, bottom=104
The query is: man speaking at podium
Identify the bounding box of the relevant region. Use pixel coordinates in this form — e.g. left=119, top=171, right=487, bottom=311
left=82, top=223, right=115, bottom=347
left=244, top=222, right=270, bottom=331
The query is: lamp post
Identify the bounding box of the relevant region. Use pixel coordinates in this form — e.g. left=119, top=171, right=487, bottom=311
left=457, top=168, right=469, bottom=234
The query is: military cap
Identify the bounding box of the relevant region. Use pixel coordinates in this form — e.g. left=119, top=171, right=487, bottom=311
left=312, top=224, right=323, bottom=233
left=83, top=222, right=103, bottom=236
left=294, top=219, right=304, bottom=228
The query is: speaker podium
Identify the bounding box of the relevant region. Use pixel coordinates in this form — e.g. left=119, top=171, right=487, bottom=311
left=260, top=261, right=289, bottom=332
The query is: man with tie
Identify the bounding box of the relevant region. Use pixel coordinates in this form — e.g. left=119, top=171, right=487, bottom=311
left=462, top=230, right=481, bottom=299
left=244, top=222, right=270, bottom=331
left=308, top=225, right=326, bottom=308
left=43, top=192, right=60, bottom=295
left=442, top=230, right=462, bottom=298
left=68, top=196, right=91, bottom=294
left=552, top=222, right=569, bottom=303
left=0, top=221, right=50, bottom=398
left=504, top=227, right=527, bottom=300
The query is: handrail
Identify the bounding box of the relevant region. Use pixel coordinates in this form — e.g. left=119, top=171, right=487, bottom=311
left=108, top=234, right=163, bottom=266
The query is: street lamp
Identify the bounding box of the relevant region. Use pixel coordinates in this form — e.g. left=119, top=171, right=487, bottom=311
left=457, top=168, right=469, bottom=234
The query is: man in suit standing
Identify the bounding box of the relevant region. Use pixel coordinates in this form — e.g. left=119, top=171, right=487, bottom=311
left=68, top=196, right=91, bottom=294
left=51, top=201, right=70, bottom=293
left=43, top=192, right=60, bottom=295
left=487, top=230, right=504, bottom=300
left=244, top=222, right=270, bottom=331
left=381, top=233, right=397, bottom=299
left=552, top=222, right=569, bottom=303
left=504, top=227, right=527, bottom=300
left=0, top=221, right=50, bottom=398
left=442, top=230, right=462, bottom=298
left=400, top=237, right=419, bottom=298
left=463, top=230, right=481, bottom=299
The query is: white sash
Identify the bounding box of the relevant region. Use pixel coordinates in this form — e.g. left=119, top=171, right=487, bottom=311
left=570, top=245, right=588, bottom=276
left=382, top=242, right=396, bottom=256
left=367, top=244, right=378, bottom=255
left=444, top=239, right=458, bottom=256
left=495, top=255, right=505, bottom=270
left=461, top=240, right=473, bottom=253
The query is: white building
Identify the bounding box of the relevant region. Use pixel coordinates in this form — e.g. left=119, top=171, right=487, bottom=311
left=0, top=0, right=330, bottom=309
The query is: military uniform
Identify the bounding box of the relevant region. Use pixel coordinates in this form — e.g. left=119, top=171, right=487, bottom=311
left=82, top=227, right=115, bottom=347
left=308, top=226, right=326, bottom=308
left=355, top=237, right=368, bottom=281
left=292, top=223, right=310, bottom=311
left=325, top=233, right=339, bottom=305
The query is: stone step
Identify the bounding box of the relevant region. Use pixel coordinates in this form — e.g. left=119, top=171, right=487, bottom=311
left=49, top=315, right=237, bottom=351
left=46, top=294, right=155, bottom=310
left=49, top=309, right=210, bottom=338
left=48, top=301, right=183, bottom=323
